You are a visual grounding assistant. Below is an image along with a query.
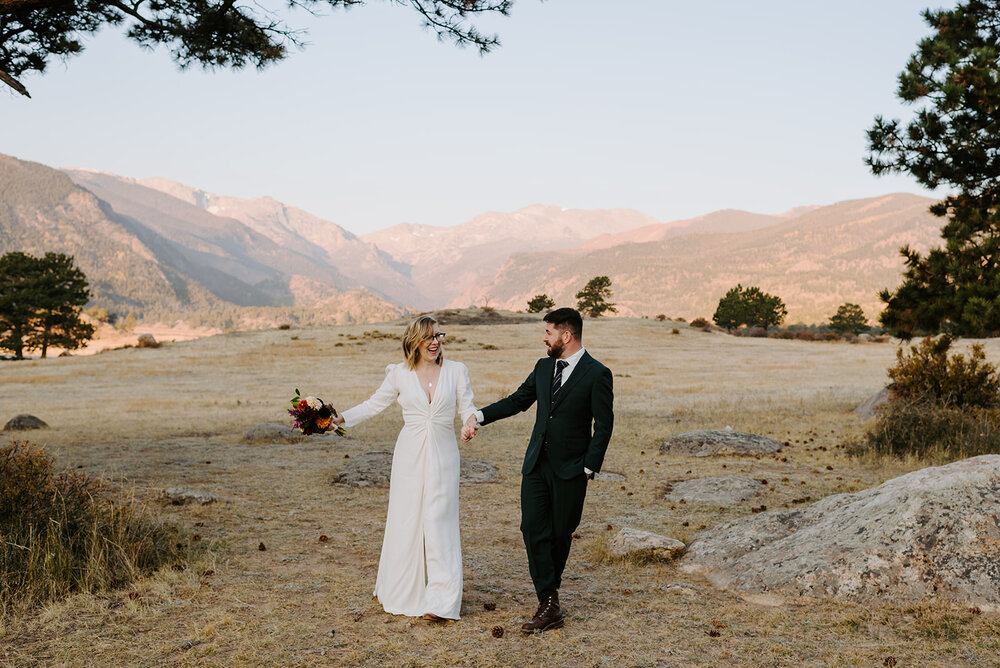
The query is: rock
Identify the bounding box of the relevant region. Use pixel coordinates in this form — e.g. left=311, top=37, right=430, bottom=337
left=242, top=423, right=306, bottom=444
left=331, top=451, right=499, bottom=487
left=659, top=430, right=784, bottom=457
left=459, top=458, right=499, bottom=483
left=2, top=414, right=48, bottom=431
left=663, top=476, right=765, bottom=505
left=163, top=487, right=226, bottom=505
left=593, top=471, right=626, bottom=482
left=136, top=333, right=160, bottom=348
left=607, top=527, right=685, bottom=561
left=854, top=386, right=890, bottom=419
left=331, top=451, right=392, bottom=488
left=681, top=455, right=1000, bottom=610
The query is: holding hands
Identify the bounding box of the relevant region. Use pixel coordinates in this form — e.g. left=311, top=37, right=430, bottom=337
left=461, top=414, right=479, bottom=442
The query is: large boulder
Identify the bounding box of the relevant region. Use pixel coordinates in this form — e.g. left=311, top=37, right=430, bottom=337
left=663, top=476, right=765, bottom=505
left=681, top=455, right=1000, bottom=609
left=3, top=414, right=48, bottom=431
left=607, top=527, right=685, bottom=561
left=853, top=386, right=890, bottom=419
left=242, top=423, right=306, bottom=444
left=331, top=451, right=499, bottom=488
left=659, top=430, right=784, bottom=457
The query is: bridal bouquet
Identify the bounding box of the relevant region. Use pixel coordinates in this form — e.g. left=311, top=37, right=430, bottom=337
left=288, top=389, right=346, bottom=436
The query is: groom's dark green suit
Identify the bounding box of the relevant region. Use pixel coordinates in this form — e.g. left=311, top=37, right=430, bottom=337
left=480, top=350, right=614, bottom=601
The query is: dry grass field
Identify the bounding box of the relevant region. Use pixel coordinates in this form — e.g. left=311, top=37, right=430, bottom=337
left=3, top=316, right=1000, bottom=667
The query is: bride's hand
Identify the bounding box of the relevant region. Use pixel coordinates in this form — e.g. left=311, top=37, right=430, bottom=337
left=332, top=414, right=345, bottom=426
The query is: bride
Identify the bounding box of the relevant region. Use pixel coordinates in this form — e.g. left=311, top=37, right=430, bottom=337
left=331, top=315, right=477, bottom=620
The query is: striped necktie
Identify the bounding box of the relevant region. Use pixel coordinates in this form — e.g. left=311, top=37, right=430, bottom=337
left=551, top=360, right=569, bottom=401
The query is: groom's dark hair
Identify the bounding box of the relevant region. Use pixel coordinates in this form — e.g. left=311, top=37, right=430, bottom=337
left=544, top=307, right=583, bottom=340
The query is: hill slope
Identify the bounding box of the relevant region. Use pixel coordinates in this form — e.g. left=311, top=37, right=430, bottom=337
left=0, top=155, right=401, bottom=325
left=362, top=205, right=661, bottom=305
left=463, top=193, right=943, bottom=324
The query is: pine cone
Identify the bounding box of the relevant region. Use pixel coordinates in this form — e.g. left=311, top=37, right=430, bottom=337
left=491, top=625, right=504, bottom=638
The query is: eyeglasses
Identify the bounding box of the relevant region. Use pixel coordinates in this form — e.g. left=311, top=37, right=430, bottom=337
left=424, top=332, right=446, bottom=342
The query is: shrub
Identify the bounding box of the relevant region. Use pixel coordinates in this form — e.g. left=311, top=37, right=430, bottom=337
left=655, top=314, right=667, bottom=322
left=863, top=401, right=1000, bottom=461
left=889, top=336, right=1000, bottom=409
left=793, top=330, right=818, bottom=341
left=675, top=317, right=686, bottom=322
left=0, top=442, right=189, bottom=613
left=690, top=317, right=711, bottom=330
left=671, top=328, right=680, bottom=335
left=822, top=332, right=841, bottom=342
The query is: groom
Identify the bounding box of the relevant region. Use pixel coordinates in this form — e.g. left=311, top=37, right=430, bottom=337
left=463, top=307, right=614, bottom=633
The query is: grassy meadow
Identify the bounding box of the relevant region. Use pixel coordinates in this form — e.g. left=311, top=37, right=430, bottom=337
left=2, top=315, right=1000, bottom=666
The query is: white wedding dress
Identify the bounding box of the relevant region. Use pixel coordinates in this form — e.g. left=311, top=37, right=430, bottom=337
left=340, top=359, right=477, bottom=619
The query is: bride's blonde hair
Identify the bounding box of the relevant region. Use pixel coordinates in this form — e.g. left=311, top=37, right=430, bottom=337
left=402, top=315, right=442, bottom=369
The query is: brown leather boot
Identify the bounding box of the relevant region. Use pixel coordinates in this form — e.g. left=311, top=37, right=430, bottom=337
left=520, top=592, right=565, bottom=633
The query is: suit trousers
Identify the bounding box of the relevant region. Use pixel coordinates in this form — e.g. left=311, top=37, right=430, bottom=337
left=520, top=450, right=589, bottom=602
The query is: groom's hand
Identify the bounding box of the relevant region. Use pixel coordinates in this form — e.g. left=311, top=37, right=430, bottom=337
left=461, top=415, right=479, bottom=442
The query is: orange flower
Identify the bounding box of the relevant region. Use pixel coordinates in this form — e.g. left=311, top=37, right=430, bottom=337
left=316, top=417, right=331, bottom=430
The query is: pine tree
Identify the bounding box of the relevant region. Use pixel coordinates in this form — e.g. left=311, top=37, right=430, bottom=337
left=867, top=0, right=1000, bottom=338
left=24, top=253, right=95, bottom=358
left=0, top=252, right=95, bottom=359
left=713, top=285, right=749, bottom=332
left=829, top=303, right=870, bottom=335
left=0, top=252, right=40, bottom=359
left=575, top=276, right=618, bottom=317
left=526, top=294, right=555, bottom=313
left=0, top=0, right=515, bottom=96
left=712, top=284, right=787, bottom=332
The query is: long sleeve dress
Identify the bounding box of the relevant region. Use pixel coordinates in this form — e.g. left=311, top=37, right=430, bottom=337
left=339, top=359, right=477, bottom=620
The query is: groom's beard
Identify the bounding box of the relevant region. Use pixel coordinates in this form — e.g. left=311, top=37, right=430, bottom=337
left=546, top=341, right=565, bottom=359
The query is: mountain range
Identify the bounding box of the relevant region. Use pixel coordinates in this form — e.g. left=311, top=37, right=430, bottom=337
left=0, top=152, right=945, bottom=326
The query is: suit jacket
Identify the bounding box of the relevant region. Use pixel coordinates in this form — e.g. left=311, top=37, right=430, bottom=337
left=480, top=351, right=614, bottom=480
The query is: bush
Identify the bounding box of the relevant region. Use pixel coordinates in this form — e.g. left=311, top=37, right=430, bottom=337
left=0, top=442, right=189, bottom=613
left=864, top=401, right=1000, bottom=461
left=889, top=336, right=1000, bottom=409
left=655, top=314, right=667, bottom=322
left=690, top=317, right=711, bottom=330
left=822, top=332, right=841, bottom=342
left=793, top=330, right=819, bottom=341
left=671, top=328, right=680, bottom=335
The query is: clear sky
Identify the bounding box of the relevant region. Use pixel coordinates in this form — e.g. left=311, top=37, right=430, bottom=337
left=3, top=0, right=940, bottom=235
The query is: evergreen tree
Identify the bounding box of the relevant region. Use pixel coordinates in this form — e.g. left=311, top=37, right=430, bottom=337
left=575, top=276, right=618, bottom=317
left=526, top=294, right=555, bottom=313
left=712, top=284, right=749, bottom=332
left=0, top=252, right=95, bottom=359
left=829, top=303, right=870, bottom=335
left=0, top=0, right=515, bottom=96
left=867, top=0, right=1000, bottom=338
left=24, top=253, right=95, bottom=358
left=712, top=284, right=787, bottom=332
left=0, top=252, right=39, bottom=359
